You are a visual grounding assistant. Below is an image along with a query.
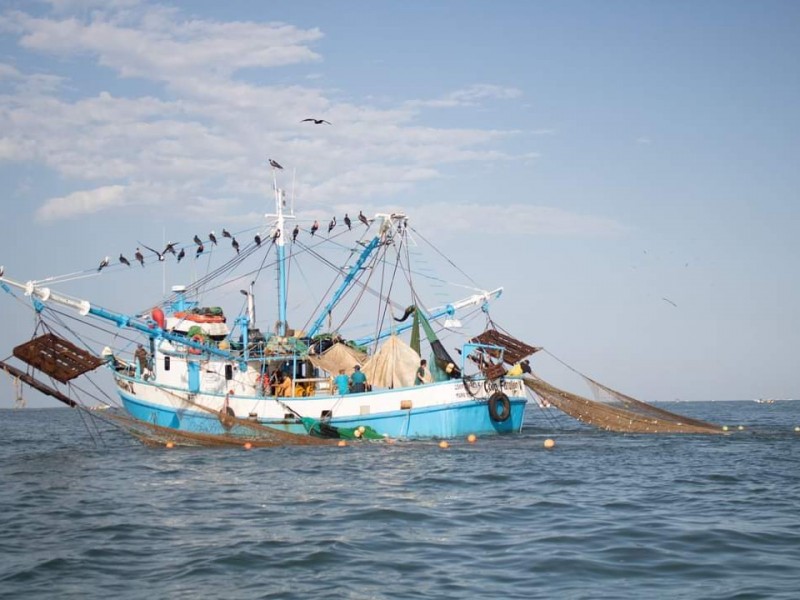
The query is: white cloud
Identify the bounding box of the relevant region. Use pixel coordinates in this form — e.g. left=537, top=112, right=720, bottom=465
left=36, top=184, right=128, bottom=221
left=0, top=2, right=579, bottom=235
left=409, top=84, right=523, bottom=109
left=414, top=203, right=627, bottom=237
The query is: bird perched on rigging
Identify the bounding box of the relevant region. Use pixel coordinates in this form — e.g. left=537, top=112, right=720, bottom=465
left=254, top=234, right=261, bottom=247
left=232, top=237, right=240, bottom=254
left=292, top=225, right=299, bottom=243
left=195, top=243, right=204, bottom=258
left=328, top=217, right=336, bottom=235
left=119, top=254, right=131, bottom=267
left=358, top=211, right=369, bottom=227
left=177, top=248, right=185, bottom=262
left=344, top=213, right=351, bottom=230
left=97, top=256, right=110, bottom=272
left=300, top=118, right=332, bottom=125
left=222, top=228, right=231, bottom=239
left=163, top=241, right=178, bottom=256
left=193, top=234, right=202, bottom=246
left=135, top=248, right=145, bottom=267
left=310, top=220, right=319, bottom=236
left=268, top=158, right=283, bottom=170
left=142, top=243, right=165, bottom=262
left=271, top=229, right=280, bottom=242
left=209, top=231, right=218, bottom=245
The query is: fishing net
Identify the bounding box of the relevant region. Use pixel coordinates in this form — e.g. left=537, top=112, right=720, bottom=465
left=523, top=376, right=722, bottom=434
left=108, top=411, right=337, bottom=447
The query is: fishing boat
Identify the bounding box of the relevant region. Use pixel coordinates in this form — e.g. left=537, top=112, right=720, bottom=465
left=0, top=165, right=540, bottom=442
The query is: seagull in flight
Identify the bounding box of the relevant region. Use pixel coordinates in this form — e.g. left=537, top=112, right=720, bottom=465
left=163, top=241, right=178, bottom=256
left=662, top=297, right=678, bottom=308
left=301, top=118, right=332, bottom=125
left=268, top=158, right=284, bottom=170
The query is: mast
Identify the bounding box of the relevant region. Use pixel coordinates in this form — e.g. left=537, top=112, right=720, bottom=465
left=268, top=165, right=293, bottom=336
left=306, top=214, right=393, bottom=339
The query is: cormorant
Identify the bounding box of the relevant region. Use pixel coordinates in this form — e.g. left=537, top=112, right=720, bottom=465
left=135, top=248, right=145, bottom=267
left=177, top=248, right=186, bottom=262
left=344, top=213, right=351, bottom=230
left=232, top=238, right=240, bottom=254
left=327, top=217, right=336, bottom=235
left=209, top=231, right=218, bottom=245
left=292, top=225, right=299, bottom=242
left=358, top=211, right=369, bottom=227
left=195, top=243, right=204, bottom=258
left=222, top=228, right=231, bottom=239
left=310, top=220, right=319, bottom=236
left=268, top=158, right=283, bottom=170
left=97, top=256, right=110, bottom=272
left=119, top=254, right=131, bottom=267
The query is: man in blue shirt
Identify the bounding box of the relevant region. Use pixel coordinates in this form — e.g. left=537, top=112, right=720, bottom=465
left=349, top=364, right=368, bottom=393
left=334, top=369, right=349, bottom=395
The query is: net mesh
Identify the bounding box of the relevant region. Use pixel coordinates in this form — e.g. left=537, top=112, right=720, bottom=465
left=524, top=376, right=722, bottom=434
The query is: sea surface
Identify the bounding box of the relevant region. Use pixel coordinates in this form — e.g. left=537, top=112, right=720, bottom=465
left=0, top=401, right=798, bottom=600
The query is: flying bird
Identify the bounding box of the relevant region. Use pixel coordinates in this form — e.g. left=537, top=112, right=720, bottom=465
left=97, top=256, right=110, bottom=272
left=195, top=243, right=204, bottom=258
left=358, top=211, right=369, bottom=227
left=301, top=118, right=332, bottom=125
left=119, top=254, right=131, bottom=267
left=135, top=248, right=145, bottom=267
left=163, top=241, right=178, bottom=256
left=292, top=225, right=299, bottom=243
left=327, top=217, right=336, bottom=235
left=176, top=248, right=186, bottom=263
left=254, top=234, right=261, bottom=247
left=662, top=297, right=678, bottom=308
left=344, top=213, right=351, bottom=230
left=222, top=228, right=232, bottom=239
left=310, top=220, right=319, bottom=236
left=268, top=158, right=284, bottom=170
left=209, top=231, right=218, bottom=245
left=232, top=238, right=240, bottom=254
left=142, top=243, right=165, bottom=262
left=193, top=234, right=202, bottom=246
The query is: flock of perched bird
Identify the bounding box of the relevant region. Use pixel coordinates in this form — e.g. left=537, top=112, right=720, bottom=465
left=98, top=144, right=378, bottom=273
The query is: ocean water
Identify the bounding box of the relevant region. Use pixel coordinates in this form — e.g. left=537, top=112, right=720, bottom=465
left=0, top=401, right=798, bottom=600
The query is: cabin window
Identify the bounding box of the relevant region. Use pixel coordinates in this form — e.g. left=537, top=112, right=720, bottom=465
left=163, top=356, right=170, bottom=371
left=225, top=364, right=233, bottom=381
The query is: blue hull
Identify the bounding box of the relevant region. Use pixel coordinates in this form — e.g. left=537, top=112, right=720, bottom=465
left=119, top=390, right=526, bottom=440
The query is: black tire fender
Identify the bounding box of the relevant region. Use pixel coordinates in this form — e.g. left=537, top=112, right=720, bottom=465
left=488, top=391, right=511, bottom=422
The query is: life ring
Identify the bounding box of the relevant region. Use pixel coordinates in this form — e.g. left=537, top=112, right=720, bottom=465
left=188, top=333, right=206, bottom=354
left=488, top=391, right=511, bottom=422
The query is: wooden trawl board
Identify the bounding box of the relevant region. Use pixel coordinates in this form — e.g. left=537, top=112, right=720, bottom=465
left=13, top=333, right=104, bottom=383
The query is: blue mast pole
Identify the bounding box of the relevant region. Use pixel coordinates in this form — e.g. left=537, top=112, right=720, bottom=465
left=307, top=233, right=383, bottom=339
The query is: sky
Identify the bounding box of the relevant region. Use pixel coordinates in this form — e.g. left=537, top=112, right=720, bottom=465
left=0, top=0, right=798, bottom=407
